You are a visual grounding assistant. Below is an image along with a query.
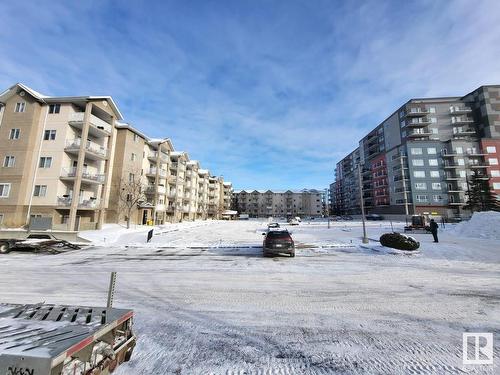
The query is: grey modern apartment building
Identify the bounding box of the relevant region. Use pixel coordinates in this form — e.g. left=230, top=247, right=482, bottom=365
left=233, top=189, right=324, bottom=218
left=332, top=85, right=500, bottom=219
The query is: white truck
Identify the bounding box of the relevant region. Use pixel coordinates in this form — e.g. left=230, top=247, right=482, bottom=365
left=0, top=303, right=136, bottom=375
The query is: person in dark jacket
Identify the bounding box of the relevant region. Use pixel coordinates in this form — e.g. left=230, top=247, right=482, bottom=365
left=429, top=219, right=439, bottom=243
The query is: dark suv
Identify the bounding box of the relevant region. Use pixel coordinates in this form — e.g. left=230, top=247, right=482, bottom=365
left=262, top=229, right=295, bottom=257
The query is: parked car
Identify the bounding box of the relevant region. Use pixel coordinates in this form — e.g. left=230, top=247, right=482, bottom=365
left=262, top=229, right=295, bottom=257
left=267, top=222, right=280, bottom=229
left=239, top=214, right=249, bottom=220
left=341, top=215, right=353, bottom=221
left=366, top=214, right=384, bottom=221
left=288, top=218, right=300, bottom=225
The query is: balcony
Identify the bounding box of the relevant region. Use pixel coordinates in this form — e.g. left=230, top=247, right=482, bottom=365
left=57, top=196, right=100, bottom=209
left=450, top=107, right=472, bottom=114
left=451, top=117, right=474, bottom=124
left=406, top=118, right=432, bottom=127
left=146, top=168, right=167, bottom=178
left=65, top=139, right=108, bottom=160
left=405, top=108, right=430, bottom=117
left=452, top=128, right=476, bottom=137
left=69, top=112, right=112, bottom=137
left=145, top=185, right=166, bottom=195
left=443, top=163, right=465, bottom=169
left=445, top=175, right=461, bottom=180
left=60, top=167, right=105, bottom=184
left=407, top=130, right=432, bottom=138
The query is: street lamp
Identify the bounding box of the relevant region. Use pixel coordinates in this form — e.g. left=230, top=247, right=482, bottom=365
left=357, top=164, right=369, bottom=244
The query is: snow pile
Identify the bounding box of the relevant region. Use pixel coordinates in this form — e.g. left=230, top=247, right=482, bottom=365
left=448, top=211, right=500, bottom=240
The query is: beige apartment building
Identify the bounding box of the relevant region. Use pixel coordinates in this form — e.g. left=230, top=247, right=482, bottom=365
left=0, top=83, right=232, bottom=230
left=233, top=189, right=323, bottom=218
left=0, top=83, right=121, bottom=231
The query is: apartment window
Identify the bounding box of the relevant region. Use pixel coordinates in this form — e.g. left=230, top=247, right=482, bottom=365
left=129, top=173, right=134, bottom=182
left=457, top=158, right=465, bottom=166
left=429, top=107, right=436, bottom=113
left=428, top=159, right=438, bottom=166
left=456, top=147, right=463, bottom=154
left=43, top=129, right=57, bottom=140
left=416, top=195, right=428, bottom=203
left=131, top=153, right=137, bottom=161
left=415, top=183, right=427, bottom=190
left=459, top=170, right=466, bottom=178
left=491, top=170, right=500, bottom=177
left=412, top=159, right=424, bottom=166
left=0, top=214, right=3, bottom=225
left=400, top=121, right=406, bottom=128
left=0, top=183, right=11, bottom=197
left=38, top=157, right=52, bottom=168
left=33, top=185, right=47, bottom=197
left=413, top=171, right=426, bottom=178
left=486, top=146, right=497, bottom=153
left=493, top=183, right=500, bottom=190
left=3, top=156, right=15, bottom=168
left=488, top=158, right=499, bottom=165
left=133, top=134, right=139, bottom=142
left=411, top=148, right=423, bottom=155
left=431, top=128, right=438, bottom=134
left=427, top=148, right=437, bottom=154
left=48, top=104, right=61, bottom=114
left=430, top=117, right=437, bottom=123
left=9, top=129, right=20, bottom=140
left=432, top=195, right=443, bottom=202
left=432, top=183, right=441, bottom=190
left=15, top=102, right=26, bottom=113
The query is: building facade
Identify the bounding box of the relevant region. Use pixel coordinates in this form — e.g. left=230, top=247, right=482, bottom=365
left=0, top=83, right=232, bottom=229
left=233, top=189, right=323, bottom=218
left=332, top=85, right=500, bottom=218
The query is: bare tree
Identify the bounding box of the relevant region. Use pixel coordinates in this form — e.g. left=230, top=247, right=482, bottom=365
left=116, top=171, right=147, bottom=229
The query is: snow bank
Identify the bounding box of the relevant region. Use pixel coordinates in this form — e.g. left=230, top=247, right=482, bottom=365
left=448, top=211, right=500, bottom=240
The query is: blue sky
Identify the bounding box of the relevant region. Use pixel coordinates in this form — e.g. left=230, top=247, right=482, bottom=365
left=2, top=1, right=500, bottom=190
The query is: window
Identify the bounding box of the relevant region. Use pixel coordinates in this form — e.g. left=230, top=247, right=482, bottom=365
left=415, top=183, right=427, bottom=190
left=459, top=170, right=466, bottom=178
left=416, top=195, right=428, bottom=203
left=15, top=102, right=26, bottom=113
left=427, top=148, right=437, bottom=154
left=411, top=148, right=422, bottom=155
left=38, top=157, right=52, bottom=168
left=486, top=146, right=497, bottom=153
left=9, top=129, right=20, bottom=139
left=488, top=158, right=499, bottom=165
left=491, top=170, right=500, bottom=177
left=412, top=159, right=424, bottom=166
left=428, top=159, right=438, bottom=166
left=133, top=134, right=139, bottom=142
left=48, top=104, right=61, bottom=114
left=0, top=213, right=3, bottom=224
left=431, top=128, right=438, bottom=134
left=0, top=183, right=10, bottom=197
left=430, top=171, right=440, bottom=178
left=456, top=147, right=463, bottom=154
left=43, top=130, right=57, bottom=140
left=400, top=121, right=406, bottom=128
left=413, top=171, right=426, bottom=178
left=131, top=153, right=137, bottom=161
left=129, top=173, right=134, bottom=182
left=429, top=107, right=436, bottom=113
left=430, top=117, right=437, bottom=123
left=3, top=156, right=15, bottom=168
left=432, top=183, right=441, bottom=190
left=493, top=183, right=500, bottom=190
left=33, top=185, right=47, bottom=197
left=457, top=158, right=465, bottom=166
left=432, top=195, right=443, bottom=202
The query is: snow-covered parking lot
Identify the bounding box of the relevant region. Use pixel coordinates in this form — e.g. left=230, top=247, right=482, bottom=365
left=1, top=218, right=499, bottom=374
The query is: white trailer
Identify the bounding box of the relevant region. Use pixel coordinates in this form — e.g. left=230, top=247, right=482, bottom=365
left=0, top=303, right=136, bottom=375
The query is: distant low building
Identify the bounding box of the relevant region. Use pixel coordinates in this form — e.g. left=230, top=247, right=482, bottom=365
left=233, top=189, right=323, bottom=217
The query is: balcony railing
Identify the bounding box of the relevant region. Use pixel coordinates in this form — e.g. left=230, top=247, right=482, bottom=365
left=61, top=167, right=105, bottom=183
left=65, top=139, right=108, bottom=158
left=405, top=108, right=430, bottom=116
left=450, top=107, right=472, bottom=114
left=57, top=196, right=100, bottom=208
left=69, top=112, right=112, bottom=134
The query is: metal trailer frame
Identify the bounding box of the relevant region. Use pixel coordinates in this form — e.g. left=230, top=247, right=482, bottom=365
left=0, top=303, right=136, bottom=375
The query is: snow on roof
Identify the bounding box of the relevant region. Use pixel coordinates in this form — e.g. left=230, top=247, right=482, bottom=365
left=198, top=169, right=209, bottom=175
left=115, top=122, right=150, bottom=141
left=223, top=181, right=232, bottom=186
left=235, top=189, right=321, bottom=194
